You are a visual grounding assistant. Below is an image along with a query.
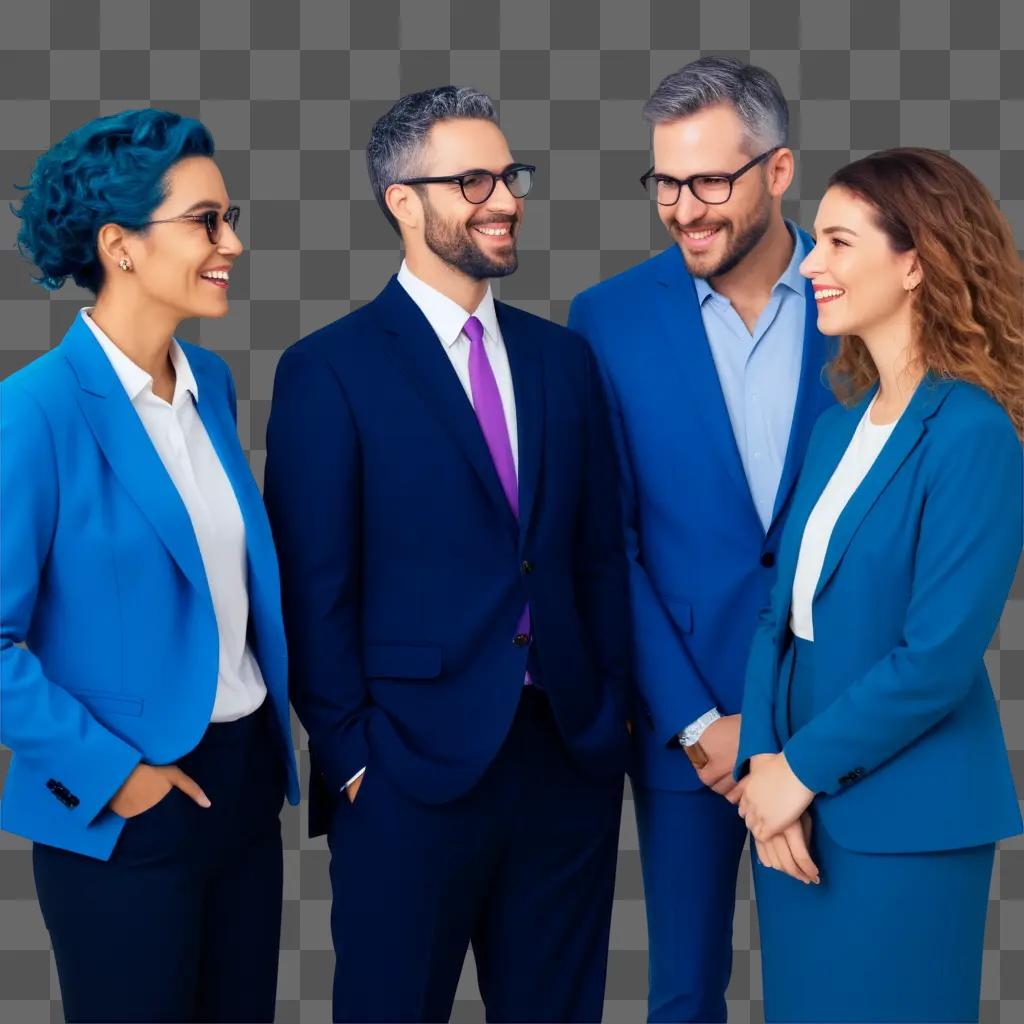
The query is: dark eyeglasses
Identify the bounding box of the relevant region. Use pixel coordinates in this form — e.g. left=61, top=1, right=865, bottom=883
left=144, top=206, right=242, bottom=244
left=640, top=148, right=780, bottom=205
left=395, top=164, right=536, bottom=204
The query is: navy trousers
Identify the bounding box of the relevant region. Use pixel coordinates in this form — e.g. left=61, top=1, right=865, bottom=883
left=33, top=699, right=287, bottom=1024
left=633, top=780, right=750, bottom=1022
left=327, top=684, right=624, bottom=1023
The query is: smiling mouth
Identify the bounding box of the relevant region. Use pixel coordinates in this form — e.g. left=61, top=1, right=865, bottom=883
left=472, top=223, right=514, bottom=239
left=814, top=287, right=845, bottom=304
left=200, top=270, right=230, bottom=290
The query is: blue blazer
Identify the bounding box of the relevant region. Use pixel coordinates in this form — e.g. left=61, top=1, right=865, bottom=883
left=0, top=313, right=300, bottom=861
left=735, top=375, right=1023, bottom=853
left=569, top=238, right=836, bottom=790
left=263, top=276, right=631, bottom=837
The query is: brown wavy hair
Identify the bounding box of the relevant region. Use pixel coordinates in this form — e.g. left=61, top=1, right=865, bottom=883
left=823, top=147, right=1024, bottom=439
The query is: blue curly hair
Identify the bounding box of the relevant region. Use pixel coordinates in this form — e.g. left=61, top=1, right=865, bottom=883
left=10, top=107, right=215, bottom=295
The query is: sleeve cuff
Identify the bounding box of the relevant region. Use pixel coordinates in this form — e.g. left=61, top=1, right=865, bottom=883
left=343, top=766, right=366, bottom=790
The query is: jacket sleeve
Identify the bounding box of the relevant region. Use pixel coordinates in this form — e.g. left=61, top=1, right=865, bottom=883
left=262, top=345, right=371, bottom=793
left=782, top=411, right=1023, bottom=795
left=732, top=598, right=783, bottom=781
left=0, top=381, right=142, bottom=824
left=569, top=295, right=719, bottom=745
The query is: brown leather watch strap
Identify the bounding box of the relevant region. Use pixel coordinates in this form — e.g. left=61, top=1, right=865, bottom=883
left=683, top=740, right=709, bottom=769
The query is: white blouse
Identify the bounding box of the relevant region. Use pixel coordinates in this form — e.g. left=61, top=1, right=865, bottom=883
left=790, top=394, right=900, bottom=641
left=81, top=308, right=267, bottom=722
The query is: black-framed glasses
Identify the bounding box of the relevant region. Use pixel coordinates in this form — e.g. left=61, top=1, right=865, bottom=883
left=640, top=148, right=780, bottom=205
left=145, top=206, right=242, bottom=244
left=395, top=163, right=536, bottom=204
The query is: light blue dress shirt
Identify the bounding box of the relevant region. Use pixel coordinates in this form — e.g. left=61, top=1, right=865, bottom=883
left=684, top=221, right=807, bottom=738
left=694, top=220, right=807, bottom=535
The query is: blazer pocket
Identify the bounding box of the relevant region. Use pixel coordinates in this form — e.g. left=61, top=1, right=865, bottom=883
left=70, top=689, right=145, bottom=717
left=662, top=598, right=693, bottom=635
left=363, top=644, right=443, bottom=681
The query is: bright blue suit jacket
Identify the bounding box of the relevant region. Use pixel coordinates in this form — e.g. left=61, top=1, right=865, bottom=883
left=0, top=314, right=300, bottom=861
left=263, top=276, right=631, bottom=838
left=568, top=237, right=836, bottom=790
left=735, top=375, right=1023, bottom=853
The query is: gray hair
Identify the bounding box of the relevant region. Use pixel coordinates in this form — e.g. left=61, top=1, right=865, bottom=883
left=366, top=85, right=498, bottom=235
left=643, top=56, right=789, bottom=154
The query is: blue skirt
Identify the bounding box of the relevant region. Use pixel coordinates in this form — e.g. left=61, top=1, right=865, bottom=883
left=753, top=634, right=995, bottom=1023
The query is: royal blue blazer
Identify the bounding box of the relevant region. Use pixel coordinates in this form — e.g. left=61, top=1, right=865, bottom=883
left=1, top=313, right=300, bottom=861
left=569, top=237, right=836, bottom=790
left=263, top=276, right=631, bottom=838
left=735, top=374, right=1023, bottom=853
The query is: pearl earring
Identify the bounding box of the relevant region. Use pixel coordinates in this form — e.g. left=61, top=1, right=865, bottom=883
left=119, top=258, right=132, bottom=271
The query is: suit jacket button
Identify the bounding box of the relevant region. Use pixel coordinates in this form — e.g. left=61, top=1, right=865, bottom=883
left=512, top=633, right=530, bottom=647
left=521, top=560, right=533, bottom=574
left=760, top=552, right=776, bottom=568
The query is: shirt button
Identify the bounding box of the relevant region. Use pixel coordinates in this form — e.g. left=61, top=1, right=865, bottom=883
left=521, top=560, right=533, bottom=575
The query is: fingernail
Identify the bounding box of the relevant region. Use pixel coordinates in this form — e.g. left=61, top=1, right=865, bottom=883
left=200, top=795, right=212, bottom=808
left=813, top=876, right=821, bottom=885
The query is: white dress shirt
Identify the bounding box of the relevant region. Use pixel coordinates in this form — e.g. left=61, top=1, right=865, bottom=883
left=789, top=393, right=900, bottom=641
left=81, top=307, right=267, bottom=722
left=397, top=259, right=519, bottom=472
left=339, top=263, right=522, bottom=792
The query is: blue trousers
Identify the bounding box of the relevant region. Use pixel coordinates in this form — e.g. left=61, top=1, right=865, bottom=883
left=327, top=684, right=624, bottom=1023
left=33, top=699, right=287, bottom=1023
left=755, top=636, right=995, bottom=1022
left=633, top=778, right=750, bottom=1022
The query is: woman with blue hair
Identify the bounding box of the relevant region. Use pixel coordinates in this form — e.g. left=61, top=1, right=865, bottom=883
left=1, top=107, right=299, bottom=1022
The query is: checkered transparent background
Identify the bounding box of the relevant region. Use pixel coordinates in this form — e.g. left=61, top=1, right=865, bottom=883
left=1, top=2, right=1022, bottom=1021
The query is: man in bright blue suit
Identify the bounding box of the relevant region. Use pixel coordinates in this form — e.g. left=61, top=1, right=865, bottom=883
left=263, top=87, right=630, bottom=1023
left=569, top=58, right=836, bottom=1022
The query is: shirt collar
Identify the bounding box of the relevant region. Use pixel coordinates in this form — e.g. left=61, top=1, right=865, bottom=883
left=693, top=218, right=807, bottom=307
left=80, top=307, right=199, bottom=406
left=396, top=259, right=500, bottom=347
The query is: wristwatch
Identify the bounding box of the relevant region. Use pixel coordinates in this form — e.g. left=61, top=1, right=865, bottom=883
left=678, top=707, right=721, bottom=769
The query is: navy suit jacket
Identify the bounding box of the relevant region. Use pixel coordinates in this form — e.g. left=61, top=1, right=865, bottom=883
left=735, top=376, right=1023, bottom=853
left=263, top=276, right=631, bottom=836
left=569, top=237, right=837, bottom=790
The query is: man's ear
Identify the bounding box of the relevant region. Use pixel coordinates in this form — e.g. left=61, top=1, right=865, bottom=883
left=386, top=183, right=422, bottom=234
left=767, top=147, right=795, bottom=198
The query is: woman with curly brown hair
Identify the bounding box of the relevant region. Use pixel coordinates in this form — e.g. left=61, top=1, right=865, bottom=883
left=727, top=147, right=1023, bottom=1022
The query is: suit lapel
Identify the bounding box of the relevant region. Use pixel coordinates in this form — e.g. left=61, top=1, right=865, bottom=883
left=767, top=394, right=869, bottom=646
left=371, top=277, right=518, bottom=539
left=650, top=247, right=756, bottom=508
left=61, top=315, right=208, bottom=595
left=188, top=351, right=280, bottom=611
left=812, top=376, right=953, bottom=601
left=496, top=301, right=544, bottom=545
left=767, top=271, right=837, bottom=536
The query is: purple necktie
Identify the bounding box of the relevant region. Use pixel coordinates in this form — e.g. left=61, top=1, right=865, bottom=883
left=464, top=315, right=532, bottom=678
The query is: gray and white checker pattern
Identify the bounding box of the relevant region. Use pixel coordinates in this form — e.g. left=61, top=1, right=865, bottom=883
left=0, top=2, right=1021, bottom=1021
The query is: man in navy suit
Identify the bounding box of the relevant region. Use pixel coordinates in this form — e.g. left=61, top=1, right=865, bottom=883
left=568, top=59, right=836, bottom=1022
left=263, top=86, right=630, bottom=1023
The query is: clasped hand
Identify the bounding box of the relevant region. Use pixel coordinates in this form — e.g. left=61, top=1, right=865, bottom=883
left=726, top=752, right=821, bottom=885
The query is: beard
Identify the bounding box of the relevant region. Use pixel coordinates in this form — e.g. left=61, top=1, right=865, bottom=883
left=421, top=194, right=518, bottom=280
left=680, top=187, right=773, bottom=280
